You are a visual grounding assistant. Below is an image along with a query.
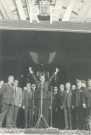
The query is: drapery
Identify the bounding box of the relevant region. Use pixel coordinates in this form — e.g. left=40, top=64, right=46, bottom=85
left=48, top=52, right=56, bottom=64
left=29, top=51, right=56, bottom=64
left=29, top=52, right=39, bottom=64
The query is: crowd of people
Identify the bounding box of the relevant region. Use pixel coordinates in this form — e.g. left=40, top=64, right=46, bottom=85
left=0, top=67, right=91, bottom=130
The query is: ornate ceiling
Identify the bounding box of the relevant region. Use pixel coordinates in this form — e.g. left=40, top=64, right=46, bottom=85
left=0, top=0, right=91, bottom=22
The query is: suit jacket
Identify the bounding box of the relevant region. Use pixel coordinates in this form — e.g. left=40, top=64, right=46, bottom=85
left=0, top=83, right=15, bottom=105
left=34, top=90, right=40, bottom=107
left=22, top=89, right=33, bottom=108
left=63, top=90, right=72, bottom=108
left=14, top=87, right=22, bottom=107
left=72, top=89, right=76, bottom=107
left=73, top=88, right=84, bottom=107
left=56, top=91, right=64, bottom=108
left=52, top=94, right=58, bottom=110
left=31, top=73, right=55, bottom=100
left=83, top=87, right=91, bottom=107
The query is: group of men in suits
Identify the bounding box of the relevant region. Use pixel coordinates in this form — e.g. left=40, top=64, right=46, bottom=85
left=52, top=79, right=91, bottom=130
left=0, top=69, right=91, bottom=130
left=0, top=67, right=59, bottom=128
left=0, top=76, right=38, bottom=128
left=0, top=76, right=22, bottom=128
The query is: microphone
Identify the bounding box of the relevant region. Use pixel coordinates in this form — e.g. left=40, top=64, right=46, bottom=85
left=50, top=86, right=53, bottom=92
left=40, top=83, right=44, bottom=89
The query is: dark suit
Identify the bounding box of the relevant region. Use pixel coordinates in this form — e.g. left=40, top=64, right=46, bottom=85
left=45, top=90, right=51, bottom=126
left=56, top=91, right=65, bottom=129
left=73, top=87, right=84, bottom=130
left=63, top=90, right=72, bottom=130
left=11, top=87, right=22, bottom=127
left=0, top=83, right=15, bottom=127
left=33, top=90, right=39, bottom=126
left=71, top=90, right=76, bottom=129
left=31, top=73, right=55, bottom=127
left=52, top=94, right=58, bottom=128
left=83, top=87, right=91, bottom=119
left=22, top=89, right=33, bottom=128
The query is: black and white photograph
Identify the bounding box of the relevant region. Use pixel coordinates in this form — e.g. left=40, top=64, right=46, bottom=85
left=0, top=0, right=91, bottom=134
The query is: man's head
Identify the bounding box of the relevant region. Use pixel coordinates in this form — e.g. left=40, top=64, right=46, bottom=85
left=72, top=85, right=76, bottom=91
left=14, top=80, right=18, bottom=87
left=32, top=84, right=36, bottom=91
left=26, top=83, right=31, bottom=89
left=81, top=80, right=86, bottom=88
left=40, top=75, right=45, bottom=83
left=53, top=86, right=58, bottom=95
left=8, top=75, right=14, bottom=84
left=76, top=79, right=82, bottom=88
left=59, top=84, right=64, bottom=91
left=0, top=80, right=4, bottom=86
left=66, top=83, right=71, bottom=90
left=88, top=79, right=91, bottom=87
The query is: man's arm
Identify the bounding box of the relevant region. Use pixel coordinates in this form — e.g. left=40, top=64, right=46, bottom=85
left=29, top=67, right=38, bottom=84
left=48, top=68, right=59, bottom=85
left=0, top=84, right=6, bottom=95
left=83, top=89, right=86, bottom=108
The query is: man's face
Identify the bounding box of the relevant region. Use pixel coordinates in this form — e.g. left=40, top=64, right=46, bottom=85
left=77, top=82, right=82, bottom=87
left=40, top=76, right=45, bottom=83
left=54, top=87, right=58, bottom=95
left=26, top=83, right=31, bottom=89
left=32, top=84, right=36, bottom=90
left=59, top=85, right=64, bottom=91
left=14, top=80, right=18, bottom=87
left=72, top=85, right=76, bottom=90
left=8, top=76, right=14, bottom=83
left=0, top=81, right=4, bottom=86
left=66, top=83, right=71, bottom=90
left=81, top=83, right=86, bottom=88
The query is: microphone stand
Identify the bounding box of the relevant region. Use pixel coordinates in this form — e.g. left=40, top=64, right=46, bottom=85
left=34, top=83, right=49, bottom=128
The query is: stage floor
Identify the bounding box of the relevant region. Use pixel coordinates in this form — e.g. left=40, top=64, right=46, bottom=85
left=0, top=128, right=89, bottom=134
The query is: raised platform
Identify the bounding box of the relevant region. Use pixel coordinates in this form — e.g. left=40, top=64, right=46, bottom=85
left=0, top=128, right=89, bottom=134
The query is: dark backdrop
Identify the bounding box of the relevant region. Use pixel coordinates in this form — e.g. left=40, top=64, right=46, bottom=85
left=0, top=30, right=91, bottom=86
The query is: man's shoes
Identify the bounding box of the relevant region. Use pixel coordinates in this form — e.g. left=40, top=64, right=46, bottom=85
left=0, top=122, right=2, bottom=127
left=70, top=127, right=72, bottom=130
left=6, top=125, right=13, bottom=128
left=65, top=127, right=68, bottom=130
left=6, top=126, right=11, bottom=128
left=25, top=125, right=28, bottom=128
left=13, top=125, right=17, bottom=128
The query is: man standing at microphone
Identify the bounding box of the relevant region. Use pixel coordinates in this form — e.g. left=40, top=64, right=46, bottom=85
left=29, top=67, right=59, bottom=128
